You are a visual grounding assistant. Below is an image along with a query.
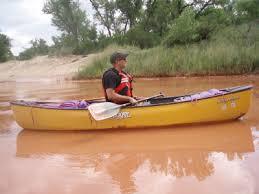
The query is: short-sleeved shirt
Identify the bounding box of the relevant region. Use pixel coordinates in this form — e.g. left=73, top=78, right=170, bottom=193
left=102, top=68, right=129, bottom=99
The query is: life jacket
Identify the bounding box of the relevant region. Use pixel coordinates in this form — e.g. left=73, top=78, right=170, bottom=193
left=114, top=71, right=133, bottom=97
left=103, top=69, right=133, bottom=101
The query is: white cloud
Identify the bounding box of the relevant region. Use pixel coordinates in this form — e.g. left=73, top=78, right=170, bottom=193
left=0, top=0, right=96, bottom=56
left=0, top=0, right=59, bottom=55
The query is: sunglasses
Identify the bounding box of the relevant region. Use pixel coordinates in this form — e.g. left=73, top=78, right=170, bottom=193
left=118, top=58, right=127, bottom=61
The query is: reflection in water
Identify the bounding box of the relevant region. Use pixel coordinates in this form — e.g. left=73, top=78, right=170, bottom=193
left=16, top=122, right=254, bottom=193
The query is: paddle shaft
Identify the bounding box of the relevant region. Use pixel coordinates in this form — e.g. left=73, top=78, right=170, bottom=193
left=91, top=93, right=164, bottom=116
left=119, top=93, right=164, bottom=108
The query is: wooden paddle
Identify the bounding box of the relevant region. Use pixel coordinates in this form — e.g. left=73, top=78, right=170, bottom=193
left=88, top=93, right=164, bottom=121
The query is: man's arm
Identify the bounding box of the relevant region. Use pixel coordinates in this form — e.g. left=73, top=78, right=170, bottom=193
left=106, top=88, right=137, bottom=104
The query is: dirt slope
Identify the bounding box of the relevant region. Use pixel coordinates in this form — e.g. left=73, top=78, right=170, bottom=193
left=0, top=54, right=96, bottom=81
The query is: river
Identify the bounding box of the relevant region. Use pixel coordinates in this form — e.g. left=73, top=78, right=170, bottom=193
left=0, top=76, right=259, bottom=194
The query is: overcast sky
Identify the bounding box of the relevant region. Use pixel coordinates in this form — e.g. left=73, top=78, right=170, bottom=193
left=0, top=0, right=93, bottom=56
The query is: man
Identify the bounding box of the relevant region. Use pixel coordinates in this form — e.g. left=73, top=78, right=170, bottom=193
left=102, top=52, right=137, bottom=104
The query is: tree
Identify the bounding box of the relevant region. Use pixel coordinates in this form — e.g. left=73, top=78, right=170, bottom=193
left=0, top=33, right=12, bottom=62
left=89, top=0, right=121, bottom=36
left=143, top=0, right=173, bottom=36
left=116, top=0, right=143, bottom=29
left=30, top=39, right=49, bottom=55
left=18, top=39, right=49, bottom=60
left=197, top=7, right=231, bottom=40
left=142, top=0, right=192, bottom=37
left=230, top=0, right=259, bottom=40
left=163, top=8, right=200, bottom=47
left=235, top=0, right=259, bottom=23
left=43, top=0, right=95, bottom=53
left=125, top=26, right=160, bottom=48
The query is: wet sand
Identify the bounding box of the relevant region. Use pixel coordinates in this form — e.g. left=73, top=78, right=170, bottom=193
left=0, top=76, right=259, bottom=194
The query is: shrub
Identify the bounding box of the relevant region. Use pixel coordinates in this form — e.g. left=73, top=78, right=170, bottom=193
left=163, top=8, right=200, bottom=47
left=125, top=26, right=160, bottom=49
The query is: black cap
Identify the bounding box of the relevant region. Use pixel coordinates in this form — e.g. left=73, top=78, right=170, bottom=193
left=110, top=52, right=128, bottom=64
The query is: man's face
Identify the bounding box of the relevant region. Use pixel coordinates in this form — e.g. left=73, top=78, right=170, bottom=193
left=116, top=58, right=127, bottom=69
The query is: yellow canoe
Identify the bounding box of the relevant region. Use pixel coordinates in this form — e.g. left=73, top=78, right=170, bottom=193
left=11, top=85, right=253, bottom=130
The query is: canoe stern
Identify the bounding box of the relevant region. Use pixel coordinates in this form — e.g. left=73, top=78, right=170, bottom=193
left=11, top=104, right=35, bottom=129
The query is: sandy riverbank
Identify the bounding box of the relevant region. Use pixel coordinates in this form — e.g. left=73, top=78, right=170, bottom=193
left=0, top=54, right=98, bottom=81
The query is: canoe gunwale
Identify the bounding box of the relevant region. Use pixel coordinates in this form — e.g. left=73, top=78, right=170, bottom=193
left=10, top=85, right=253, bottom=110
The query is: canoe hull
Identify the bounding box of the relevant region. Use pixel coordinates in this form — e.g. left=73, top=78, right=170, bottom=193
left=11, top=86, right=252, bottom=130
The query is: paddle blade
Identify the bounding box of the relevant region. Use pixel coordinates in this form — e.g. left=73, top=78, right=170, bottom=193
left=88, top=102, right=120, bottom=121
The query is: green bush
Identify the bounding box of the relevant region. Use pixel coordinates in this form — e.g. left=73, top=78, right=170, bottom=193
left=163, top=8, right=200, bottom=47
left=125, top=26, right=160, bottom=49
left=197, top=7, right=231, bottom=40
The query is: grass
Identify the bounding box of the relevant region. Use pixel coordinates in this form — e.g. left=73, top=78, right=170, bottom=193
left=74, top=24, right=259, bottom=79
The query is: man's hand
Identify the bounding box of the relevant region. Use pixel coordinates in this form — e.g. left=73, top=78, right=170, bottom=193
left=128, top=97, right=137, bottom=104
left=106, top=88, right=138, bottom=104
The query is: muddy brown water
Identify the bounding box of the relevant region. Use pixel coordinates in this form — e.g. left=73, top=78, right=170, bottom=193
left=0, top=76, right=259, bottom=194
